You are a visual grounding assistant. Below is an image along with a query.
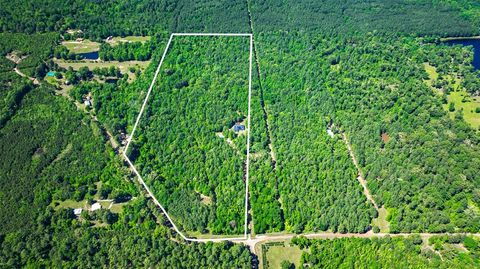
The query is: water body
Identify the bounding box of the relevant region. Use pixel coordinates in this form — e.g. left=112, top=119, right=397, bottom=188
left=78, top=51, right=99, bottom=60
left=443, top=38, right=480, bottom=70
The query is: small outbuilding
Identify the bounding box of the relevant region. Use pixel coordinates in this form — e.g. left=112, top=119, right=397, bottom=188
left=327, top=129, right=334, bottom=138
left=91, top=202, right=101, bottom=211
left=73, top=208, right=83, bottom=215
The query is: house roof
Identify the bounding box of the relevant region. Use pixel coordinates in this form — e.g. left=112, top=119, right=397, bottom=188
left=73, top=208, right=83, bottom=215
left=91, top=202, right=101, bottom=211
left=233, top=124, right=245, bottom=131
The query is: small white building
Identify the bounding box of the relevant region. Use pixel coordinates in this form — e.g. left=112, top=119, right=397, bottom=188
left=84, top=100, right=91, bottom=107
left=73, top=208, right=83, bottom=215
left=327, top=129, right=335, bottom=138
left=91, top=202, right=101, bottom=211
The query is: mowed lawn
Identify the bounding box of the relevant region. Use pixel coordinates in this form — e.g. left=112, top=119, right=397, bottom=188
left=423, top=62, right=480, bottom=130
left=54, top=59, right=151, bottom=82
left=106, top=36, right=151, bottom=46
left=62, top=40, right=100, bottom=53
left=55, top=59, right=150, bottom=73
left=444, top=90, right=480, bottom=130
left=371, top=206, right=390, bottom=233
left=265, top=243, right=303, bottom=269
left=423, top=62, right=438, bottom=87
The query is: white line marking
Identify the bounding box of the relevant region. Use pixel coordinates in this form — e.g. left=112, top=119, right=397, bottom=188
left=172, top=33, right=252, bottom=37
left=124, top=33, right=252, bottom=242
left=244, top=34, right=253, bottom=239
left=125, top=34, right=174, bottom=150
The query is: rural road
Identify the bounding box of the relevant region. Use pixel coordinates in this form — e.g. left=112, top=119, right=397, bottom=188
left=238, top=231, right=480, bottom=254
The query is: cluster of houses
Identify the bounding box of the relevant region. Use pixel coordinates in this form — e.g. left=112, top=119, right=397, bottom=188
left=73, top=202, right=102, bottom=216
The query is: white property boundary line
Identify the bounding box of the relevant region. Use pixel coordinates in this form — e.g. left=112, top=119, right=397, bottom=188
left=123, top=33, right=253, bottom=242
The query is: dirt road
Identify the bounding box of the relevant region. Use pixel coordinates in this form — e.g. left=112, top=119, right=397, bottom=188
left=342, top=132, right=379, bottom=210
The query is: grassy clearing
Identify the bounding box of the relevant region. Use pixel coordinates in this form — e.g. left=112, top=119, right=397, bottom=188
left=110, top=202, right=129, bottom=214
left=62, top=40, right=100, bottom=54
left=45, top=75, right=60, bottom=86
left=99, top=201, right=112, bottom=208
left=107, top=36, right=151, bottom=46
left=372, top=206, right=390, bottom=233
left=443, top=90, right=480, bottom=130
left=55, top=59, right=150, bottom=74
left=423, top=62, right=438, bottom=87
left=52, top=181, right=131, bottom=214
left=264, top=241, right=303, bottom=269
left=423, top=63, right=480, bottom=129
left=54, top=59, right=151, bottom=82
left=185, top=231, right=244, bottom=239
left=54, top=199, right=87, bottom=209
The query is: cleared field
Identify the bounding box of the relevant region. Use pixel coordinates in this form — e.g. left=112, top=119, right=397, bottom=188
left=107, top=36, right=151, bottom=46
left=54, top=199, right=87, bottom=209
left=62, top=40, right=100, bottom=54
left=423, top=62, right=438, bottom=87
left=264, top=243, right=303, bottom=269
left=129, top=35, right=250, bottom=235
left=423, top=63, right=480, bottom=129
left=444, top=90, right=480, bottom=129
left=55, top=59, right=149, bottom=73
left=54, top=59, right=150, bottom=82
left=372, top=206, right=390, bottom=233
left=109, top=202, right=130, bottom=213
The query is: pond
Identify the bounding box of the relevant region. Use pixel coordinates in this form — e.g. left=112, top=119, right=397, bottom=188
left=78, top=51, right=99, bottom=60
left=443, top=38, right=480, bottom=70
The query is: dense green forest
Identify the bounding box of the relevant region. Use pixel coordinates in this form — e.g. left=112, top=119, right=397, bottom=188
left=249, top=0, right=477, bottom=36
left=253, top=31, right=480, bottom=233
left=0, top=32, right=255, bottom=267
left=0, top=85, right=134, bottom=234
left=1, top=0, right=480, bottom=267
left=248, top=61, right=284, bottom=234
left=129, top=36, right=250, bottom=234
left=291, top=235, right=480, bottom=268
left=0, top=197, right=252, bottom=267
left=0, top=0, right=250, bottom=39
left=1, top=0, right=477, bottom=37
left=0, top=33, right=132, bottom=234
left=0, top=33, right=58, bottom=76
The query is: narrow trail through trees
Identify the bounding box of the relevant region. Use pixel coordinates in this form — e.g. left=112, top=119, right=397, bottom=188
left=14, top=67, right=39, bottom=85
left=342, top=132, right=379, bottom=210
left=245, top=0, right=284, bottom=227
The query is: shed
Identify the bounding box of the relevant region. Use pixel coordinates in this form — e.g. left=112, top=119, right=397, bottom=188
left=73, top=208, right=83, bottom=215
left=327, top=129, right=334, bottom=138
left=233, top=124, right=245, bottom=132
left=46, top=71, right=55, bottom=77
left=91, top=202, right=101, bottom=211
